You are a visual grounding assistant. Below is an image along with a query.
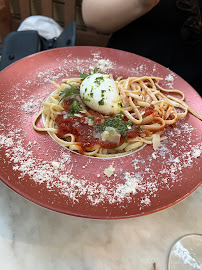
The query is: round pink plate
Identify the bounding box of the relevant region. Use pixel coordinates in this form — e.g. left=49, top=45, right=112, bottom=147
left=0, top=47, right=201, bottom=219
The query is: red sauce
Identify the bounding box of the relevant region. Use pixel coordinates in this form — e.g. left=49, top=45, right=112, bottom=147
left=63, top=99, right=72, bottom=111
left=144, top=104, right=155, bottom=116
left=86, top=108, right=105, bottom=124
left=126, top=127, right=140, bottom=138
left=55, top=115, right=99, bottom=152
left=55, top=111, right=141, bottom=154
left=100, top=141, right=118, bottom=149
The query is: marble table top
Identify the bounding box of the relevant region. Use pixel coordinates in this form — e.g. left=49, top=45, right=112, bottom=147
left=0, top=180, right=201, bottom=270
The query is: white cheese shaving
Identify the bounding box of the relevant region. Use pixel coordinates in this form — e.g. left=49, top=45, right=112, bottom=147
left=192, top=149, right=201, bottom=158
left=101, top=127, right=121, bottom=145
left=152, top=133, right=161, bottom=150
left=104, top=164, right=115, bottom=178
left=74, top=113, right=83, bottom=118
left=87, top=117, right=94, bottom=126
left=51, top=161, right=60, bottom=170
left=152, top=152, right=157, bottom=159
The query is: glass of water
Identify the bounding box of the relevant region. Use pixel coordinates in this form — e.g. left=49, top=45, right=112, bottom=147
left=168, top=234, right=202, bottom=270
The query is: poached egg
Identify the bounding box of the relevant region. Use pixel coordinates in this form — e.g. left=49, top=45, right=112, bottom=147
left=80, top=73, right=122, bottom=115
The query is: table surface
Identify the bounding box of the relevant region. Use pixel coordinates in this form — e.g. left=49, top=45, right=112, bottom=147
left=0, top=180, right=201, bottom=270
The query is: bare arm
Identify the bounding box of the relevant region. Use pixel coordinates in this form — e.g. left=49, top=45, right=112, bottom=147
left=82, top=0, right=160, bottom=33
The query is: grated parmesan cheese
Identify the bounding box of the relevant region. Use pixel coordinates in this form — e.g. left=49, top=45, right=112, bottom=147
left=152, top=153, right=157, bottom=159
left=51, top=161, right=60, bottom=170
left=165, top=72, right=176, bottom=88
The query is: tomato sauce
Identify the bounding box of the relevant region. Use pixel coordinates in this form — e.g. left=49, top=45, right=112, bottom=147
left=87, top=108, right=105, bottom=124
left=55, top=111, right=141, bottom=154
left=63, top=99, right=72, bottom=111
left=144, top=104, right=155, bottom=116
left=55, top=115, right=99, bottom=151
left=100, top=141, right=118, bottom=149
left=126, top=128, right=140, bottom=138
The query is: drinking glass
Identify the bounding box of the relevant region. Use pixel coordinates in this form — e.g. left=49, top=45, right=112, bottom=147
left=168, top=234, right=202, bottom=270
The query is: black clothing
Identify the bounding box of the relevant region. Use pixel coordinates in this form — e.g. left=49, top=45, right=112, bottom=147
left=108, top=0, right=202, bottom=95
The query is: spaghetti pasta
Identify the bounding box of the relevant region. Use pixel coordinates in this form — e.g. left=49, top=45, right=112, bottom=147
left=33, top=72, right=202, bottom=157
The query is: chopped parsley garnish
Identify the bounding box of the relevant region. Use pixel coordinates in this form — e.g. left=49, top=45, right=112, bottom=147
left=82, top=96, right=91, bottom=102
left=59, top=84, right=79, bottom=101
left=94, top=76, right=104, bottom=86
left=87, top=115, right=94, bottom=121
left=79, top=67, right=99, bottom=81
left=96, top=114, right=133, bottom=137
left=69, top=99, right=83, bottom=115
left=118, top=102, right=123, bottom=108
left=79, top=72, right=88, bottom=81
left=98, top=98, right=105, bottom=105
left=101, top=90, right=106, bottom=97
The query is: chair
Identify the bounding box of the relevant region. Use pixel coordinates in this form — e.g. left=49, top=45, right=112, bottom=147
left=0, top=0, right=110, bottom=47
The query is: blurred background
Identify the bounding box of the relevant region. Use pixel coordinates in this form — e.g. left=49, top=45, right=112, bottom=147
left=0, top=0, right=110, bottom=48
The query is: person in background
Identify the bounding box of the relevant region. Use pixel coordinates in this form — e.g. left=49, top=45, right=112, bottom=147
left=82, top=0, right=202, bottom=95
